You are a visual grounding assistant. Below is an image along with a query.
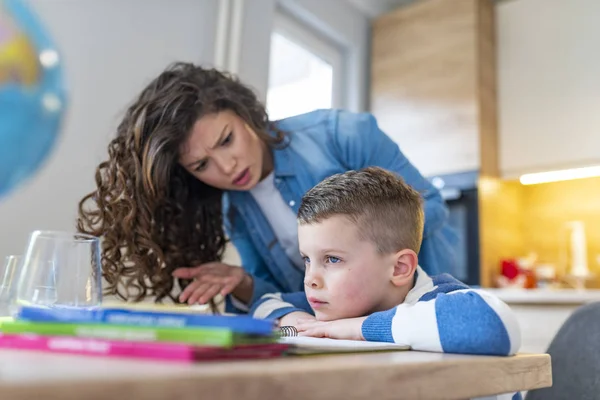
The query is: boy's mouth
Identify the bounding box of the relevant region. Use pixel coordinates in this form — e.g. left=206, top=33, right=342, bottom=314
left=308, top=297, right=328, bottom=309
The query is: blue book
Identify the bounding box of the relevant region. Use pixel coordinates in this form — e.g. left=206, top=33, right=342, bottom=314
left=16, top=305, right=275, bottom=336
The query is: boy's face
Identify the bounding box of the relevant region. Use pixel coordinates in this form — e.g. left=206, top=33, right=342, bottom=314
left=298, top=215, right=397, bottom=321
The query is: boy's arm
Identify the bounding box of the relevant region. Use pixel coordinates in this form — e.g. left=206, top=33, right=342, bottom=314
left=250, top=291, right=314, bottom=321
left=361, top=289, right=521, bottom=356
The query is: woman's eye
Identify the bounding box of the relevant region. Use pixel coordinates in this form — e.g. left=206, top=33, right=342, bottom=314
left=221, top=132, right=233, bottom=146
left=326, top=256, right=341, bottom=264
left=195, top=160, right=208, bottom=172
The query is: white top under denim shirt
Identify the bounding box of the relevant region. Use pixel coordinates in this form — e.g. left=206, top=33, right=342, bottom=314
left=250, top=172, right=304, bottom=270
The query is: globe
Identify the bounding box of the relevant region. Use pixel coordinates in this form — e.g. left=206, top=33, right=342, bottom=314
left=0, top=0, right=66, bottom=198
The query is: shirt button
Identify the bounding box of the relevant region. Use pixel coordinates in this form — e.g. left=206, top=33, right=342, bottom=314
left=289, top=200, right=295, bottom=207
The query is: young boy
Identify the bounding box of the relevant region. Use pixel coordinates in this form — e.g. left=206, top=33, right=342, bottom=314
left=251, top=167, right=520, bottom=356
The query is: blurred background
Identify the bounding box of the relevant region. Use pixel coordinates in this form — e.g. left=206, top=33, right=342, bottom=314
left=2, top=0, right=600, bottom=352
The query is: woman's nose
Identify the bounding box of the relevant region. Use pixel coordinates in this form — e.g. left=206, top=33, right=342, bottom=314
left=215, top=155, right=236, bottom=175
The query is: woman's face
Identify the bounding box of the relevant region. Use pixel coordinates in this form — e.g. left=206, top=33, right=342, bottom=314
left=179, top=110, right=272, bottom=191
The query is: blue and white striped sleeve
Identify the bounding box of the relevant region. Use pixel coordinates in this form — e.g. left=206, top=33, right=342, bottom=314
left=361, top=288, right=521, bottom=356
left=250, top=292, right=314, bottom=320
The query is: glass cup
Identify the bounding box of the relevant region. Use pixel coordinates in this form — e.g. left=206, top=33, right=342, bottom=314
left=0, top=255, right=22, bottom=316
left=11, top=231, right=102, bottom=313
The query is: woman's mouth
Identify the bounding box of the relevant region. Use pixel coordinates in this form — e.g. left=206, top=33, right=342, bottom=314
left=232, top=168, right=251, bottom=186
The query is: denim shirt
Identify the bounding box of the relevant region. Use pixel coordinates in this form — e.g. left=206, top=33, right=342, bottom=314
left=223, top=109, right=459, bottom=312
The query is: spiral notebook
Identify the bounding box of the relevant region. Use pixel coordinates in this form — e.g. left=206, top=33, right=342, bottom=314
left=280, top=336, right=410, bottom=354
left=278, top=333, right=410, bottom=355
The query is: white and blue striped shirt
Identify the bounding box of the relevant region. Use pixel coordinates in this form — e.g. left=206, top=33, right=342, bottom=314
left=251, top=266, right=521, bottom=357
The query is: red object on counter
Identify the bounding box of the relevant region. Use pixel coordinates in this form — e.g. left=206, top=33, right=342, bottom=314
left=500, top=259, right=520, bottom=280
left=499, top=258, right=537, bottom=288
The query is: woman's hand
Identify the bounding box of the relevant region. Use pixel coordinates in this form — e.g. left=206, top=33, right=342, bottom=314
left=173, top=262, right=253, bottom=305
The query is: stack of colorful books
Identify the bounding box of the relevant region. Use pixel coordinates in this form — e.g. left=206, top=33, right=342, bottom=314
left=0, top=305, right=288, bottom=362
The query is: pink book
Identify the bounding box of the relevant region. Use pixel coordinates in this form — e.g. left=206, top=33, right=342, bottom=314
left=0, top=333, right=288, bottom=362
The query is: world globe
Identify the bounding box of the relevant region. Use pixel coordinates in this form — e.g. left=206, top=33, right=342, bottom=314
left=0, top=0, right=66, bottom=198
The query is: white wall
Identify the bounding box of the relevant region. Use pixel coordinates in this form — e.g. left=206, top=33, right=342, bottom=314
left=0, top=0, right=219, bottom=260
left=236, top=0, right=277, bottom=102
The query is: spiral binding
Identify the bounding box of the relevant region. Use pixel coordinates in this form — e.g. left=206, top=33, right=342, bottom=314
left=279, top=325, right=298, bottom=337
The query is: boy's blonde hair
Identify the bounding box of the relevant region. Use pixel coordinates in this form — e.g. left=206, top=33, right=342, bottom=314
left=298, top=167, right=424, bottom=254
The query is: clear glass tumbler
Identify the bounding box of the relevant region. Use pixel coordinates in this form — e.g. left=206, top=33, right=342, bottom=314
left=11, top=231, right=102, bottom=313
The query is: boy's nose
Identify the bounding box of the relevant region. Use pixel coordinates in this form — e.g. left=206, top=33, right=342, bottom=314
left=304, top=273, right=323, bottom=289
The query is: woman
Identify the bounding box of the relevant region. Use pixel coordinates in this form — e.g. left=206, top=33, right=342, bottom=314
left=78, top=62, right=458, bottom=313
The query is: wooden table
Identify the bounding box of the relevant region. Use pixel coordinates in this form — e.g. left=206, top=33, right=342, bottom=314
left=0, top=349, right=551, bottom=400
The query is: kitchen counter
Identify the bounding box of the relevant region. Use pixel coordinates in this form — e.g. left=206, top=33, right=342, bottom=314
left=482, top=288, right=600, bottom=305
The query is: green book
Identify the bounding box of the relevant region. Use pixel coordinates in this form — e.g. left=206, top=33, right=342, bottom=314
left=0, top=320, right=270, bottom=347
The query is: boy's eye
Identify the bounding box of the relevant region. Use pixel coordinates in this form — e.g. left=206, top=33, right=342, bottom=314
left=221, top=132, right=233, bottom=146
left=302, top=256, right=310, bottom=265
left=326, top=256, right=341, bottom=264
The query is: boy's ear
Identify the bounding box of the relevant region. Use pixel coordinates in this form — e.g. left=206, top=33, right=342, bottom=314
left=391, top=249, right=418, bottom=287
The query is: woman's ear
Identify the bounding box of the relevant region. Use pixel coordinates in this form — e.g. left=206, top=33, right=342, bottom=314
left=391, top=249, right=418, bottom=287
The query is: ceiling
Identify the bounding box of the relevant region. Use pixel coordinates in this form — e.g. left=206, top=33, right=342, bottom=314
left=346, top=0, right=508, bottom=18
left=344, top=0, right=416, bottom=18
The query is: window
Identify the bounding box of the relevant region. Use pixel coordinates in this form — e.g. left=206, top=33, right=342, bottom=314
left=266, top=11, right=344, bottom=121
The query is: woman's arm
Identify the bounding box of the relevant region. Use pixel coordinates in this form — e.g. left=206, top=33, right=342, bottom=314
left=173, top=204, right=283, bottom=313
left=227, top=233, right=283, bottom=308
left=222, top=203, right=283, bottom=312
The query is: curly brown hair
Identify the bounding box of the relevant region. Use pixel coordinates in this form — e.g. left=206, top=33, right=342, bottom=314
left=77, top=62, right=285, bottom=304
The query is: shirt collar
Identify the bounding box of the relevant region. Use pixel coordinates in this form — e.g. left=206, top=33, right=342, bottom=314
left=271, top=138, right=295, bottom=178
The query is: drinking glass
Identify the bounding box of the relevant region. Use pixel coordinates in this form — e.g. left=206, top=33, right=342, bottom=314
left=11, top=231, right=102, bottom=313
left=0, top=255, right=22, bottom=316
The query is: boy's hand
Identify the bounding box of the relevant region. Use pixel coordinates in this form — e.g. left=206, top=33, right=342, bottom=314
left=296, top=316, right=368, bottom=341
left=279, top=311, right=315, bottom=327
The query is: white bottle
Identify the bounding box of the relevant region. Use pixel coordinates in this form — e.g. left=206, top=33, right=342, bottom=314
left=567, top=221, right=589, bottom=279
